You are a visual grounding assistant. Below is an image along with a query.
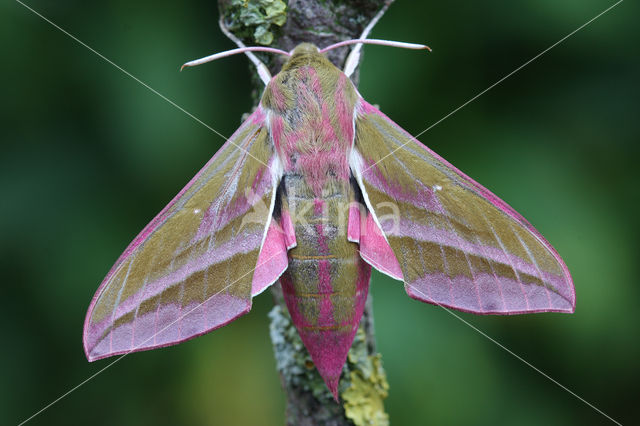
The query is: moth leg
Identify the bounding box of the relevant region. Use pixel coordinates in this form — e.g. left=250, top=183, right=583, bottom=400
left=218, top=17, right=272, bottom=85
left=343, top=0, right=393, bottom=78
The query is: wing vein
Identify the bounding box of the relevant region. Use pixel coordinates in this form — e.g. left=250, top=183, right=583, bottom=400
left=479, top=211, right=531, bottom=310
left=509, top=223, right=553, bottom=309
left=465, top=198, right=508, bottom=312
left=109, top=258, right=135, bottom=353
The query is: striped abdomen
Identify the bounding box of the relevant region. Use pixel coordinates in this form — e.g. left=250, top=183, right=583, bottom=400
left=278, top=173, right=371, bottom=394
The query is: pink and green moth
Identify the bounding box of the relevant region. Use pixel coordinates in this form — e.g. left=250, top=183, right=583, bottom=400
left=83, top=15, right=575, bottom=401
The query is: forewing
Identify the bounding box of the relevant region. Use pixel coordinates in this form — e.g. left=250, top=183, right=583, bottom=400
left=351, top=100, right=575, bottom=314
left=84, top=108, right=279, bottom=360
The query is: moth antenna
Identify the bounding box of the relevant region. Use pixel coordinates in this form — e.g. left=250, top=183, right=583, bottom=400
left=321, top=39, right=431, bottom=54
left=342, top=0, right=392, bottom=77
left=181, top=47, right=290, bottom=70
left=181, top=46, right=289, bottom=73
left=181, top=17, right=290, bottom=85
left=216, top=17, right=276, bottom=85
left=327, top=38, right=430, bottom=78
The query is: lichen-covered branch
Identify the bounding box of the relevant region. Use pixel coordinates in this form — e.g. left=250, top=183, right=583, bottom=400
left=219, top=0, right=387, bottom=84
left=270, top=286, right=388, bottom=425
left=217, top=1, right=392, bottom=424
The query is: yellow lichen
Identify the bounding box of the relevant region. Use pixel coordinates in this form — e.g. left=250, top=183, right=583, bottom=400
left=343, top=354, right=389, bottom=426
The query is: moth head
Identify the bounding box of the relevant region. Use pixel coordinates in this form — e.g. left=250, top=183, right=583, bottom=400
left=289, top=43, right=320, bottom=57
left=279, top=43, right=333, bottom=73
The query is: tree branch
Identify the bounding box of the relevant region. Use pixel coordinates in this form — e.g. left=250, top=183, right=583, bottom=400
left=217, top=1, right=391, bottom=424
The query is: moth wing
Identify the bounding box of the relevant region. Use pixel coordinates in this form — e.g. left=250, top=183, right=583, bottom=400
left=84, top=107, right=283, bottom=361
left=351, top=100, right=575, bottom=314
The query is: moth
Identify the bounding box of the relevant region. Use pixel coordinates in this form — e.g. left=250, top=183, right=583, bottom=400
left=83, top=14, right=575, bottom=401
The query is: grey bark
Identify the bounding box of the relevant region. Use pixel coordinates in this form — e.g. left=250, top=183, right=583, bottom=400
left=217, top=1, right=391, bottom=424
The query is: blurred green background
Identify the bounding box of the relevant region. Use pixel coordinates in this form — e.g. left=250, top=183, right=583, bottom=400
left=2, top=0, right=638, bottom=425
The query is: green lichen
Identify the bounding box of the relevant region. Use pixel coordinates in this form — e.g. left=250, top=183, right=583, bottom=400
left=224, top=0, right=288, bottom=45
left=269, top=304, right=335, bottom=401
left=343, top=331, right=389, bottom=426
left=269, top=305, right=389, bottom=423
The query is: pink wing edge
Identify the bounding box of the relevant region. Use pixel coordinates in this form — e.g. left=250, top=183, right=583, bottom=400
left=250, top=206, right=297, bottom=297
left=83, top=107, right=290, bottom=361
left=353, top=99, right=575, bottom=314
left=347, top=202, right=403, bottom=281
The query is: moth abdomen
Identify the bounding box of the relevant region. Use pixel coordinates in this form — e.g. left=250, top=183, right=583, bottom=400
left=279, top=174, right=371, bottom=397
